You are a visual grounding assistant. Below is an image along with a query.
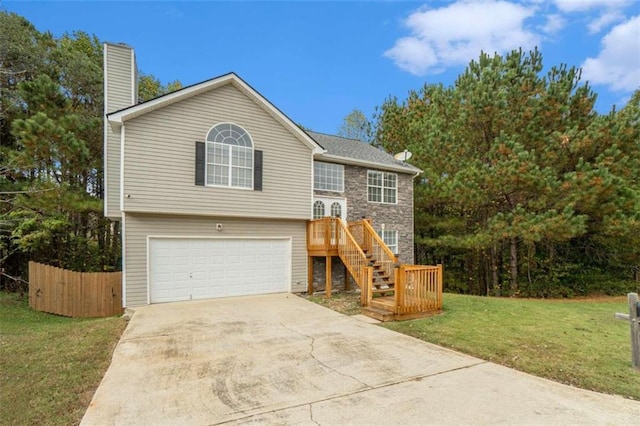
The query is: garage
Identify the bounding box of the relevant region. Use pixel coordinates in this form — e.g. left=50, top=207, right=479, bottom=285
left=148, top=237, right=290, bottom=303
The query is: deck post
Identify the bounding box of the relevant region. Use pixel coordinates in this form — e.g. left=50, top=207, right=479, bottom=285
left=307, top=256, right=314, bottom=295
left=324, top=217, right=331, bottom=251
left=360, top=268, right=368, bottom=306
left=367, top=266, right=374, bottom=306
left=394, top=265, right=403, bottom=314
left=437, top=264, right=443, bottom=309
left=361, top=266, right=373, bottom=307
left=325, top=255, right=332, bottom=298
left=344, top=262, right=350, bottom=291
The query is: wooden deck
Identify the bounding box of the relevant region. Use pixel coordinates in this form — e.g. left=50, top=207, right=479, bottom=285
left=307, top=218, right=443, bottom=321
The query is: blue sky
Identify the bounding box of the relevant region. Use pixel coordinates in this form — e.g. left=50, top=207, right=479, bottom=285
left=5, top=0, right=640, bottom=134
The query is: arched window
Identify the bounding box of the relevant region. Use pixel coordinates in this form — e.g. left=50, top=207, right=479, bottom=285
left=313, top=201, right=325, bottom=219
left=330, top=202, right=342, bottom=218
left=206, top=123, right=253, bottom=188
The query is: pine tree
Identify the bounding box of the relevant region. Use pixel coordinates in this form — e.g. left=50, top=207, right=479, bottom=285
left=375, top=48, right=639, bottom=296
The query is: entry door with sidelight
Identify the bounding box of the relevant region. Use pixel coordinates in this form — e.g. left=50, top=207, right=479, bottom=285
left=313, top=197, right=347, bottom=221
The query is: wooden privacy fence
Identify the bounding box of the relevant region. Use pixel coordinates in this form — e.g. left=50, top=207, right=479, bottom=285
left=29, top=261, right=123, bottom=318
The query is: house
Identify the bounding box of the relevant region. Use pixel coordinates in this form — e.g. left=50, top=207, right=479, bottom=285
left=104, top=42, right=440, bottom=319
left=306, top=132, right=420, bottom=292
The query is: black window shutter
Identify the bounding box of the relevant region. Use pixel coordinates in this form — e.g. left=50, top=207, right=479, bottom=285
left=254, top=150, right=263, bottom=191
left=195, top=141, right=205, bottom=186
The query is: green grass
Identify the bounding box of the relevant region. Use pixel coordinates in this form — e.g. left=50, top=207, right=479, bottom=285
left=0, top=292, right=127, bottom=426
left=383, top=293, right=640, bottom=400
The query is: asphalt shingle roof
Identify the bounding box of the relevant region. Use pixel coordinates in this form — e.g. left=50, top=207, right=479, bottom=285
left=307, top=131, right=421, bottom=175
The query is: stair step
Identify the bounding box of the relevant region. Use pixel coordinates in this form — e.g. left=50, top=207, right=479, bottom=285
left=370, top=296, right=395, bottom=311
left=372, top=283, right=394, bottom=289
left=371, top=287, right=395, bottom=294
left=373, top=274, right=391, bottom=281
left=362, top=306, right=394, bottom=322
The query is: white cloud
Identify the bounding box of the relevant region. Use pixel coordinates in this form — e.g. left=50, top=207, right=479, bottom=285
left=581, top=15, right=640, bottom=92
left=554, top=0, right=631, bottom=13
left=587, top=10, right=625, bottom=33
left=385, top=0, right=539, bottom=75
left=554, top=0, right=632, bottom=33
left=540, top=14, right=566, bottom=35
left=385, top=37, right=440, bottom=75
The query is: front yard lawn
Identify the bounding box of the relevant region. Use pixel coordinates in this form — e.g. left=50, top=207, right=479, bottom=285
left=0, top=292, right=126, bottom=425
left=308, top=291, right=640, bottom=400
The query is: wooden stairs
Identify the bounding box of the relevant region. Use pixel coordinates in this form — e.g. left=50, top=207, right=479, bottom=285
left=307, top=217, right=443, bottom=321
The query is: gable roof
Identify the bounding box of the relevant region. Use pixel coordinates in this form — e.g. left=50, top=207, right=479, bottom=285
left=107, top=72, right=324, bottom=154
left=308, top=131, right=422, bottom=175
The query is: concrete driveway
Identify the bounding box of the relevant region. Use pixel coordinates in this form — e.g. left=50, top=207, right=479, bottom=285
left=82, top=293, right=639, bottom=425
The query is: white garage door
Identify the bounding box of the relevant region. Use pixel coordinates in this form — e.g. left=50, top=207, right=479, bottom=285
left=149, top=238, right=290, bottom=303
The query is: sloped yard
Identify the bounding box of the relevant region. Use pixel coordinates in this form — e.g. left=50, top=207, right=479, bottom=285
left=308, top=292, right=640, bottom=400
left=0, top=293, right=126, bottom=425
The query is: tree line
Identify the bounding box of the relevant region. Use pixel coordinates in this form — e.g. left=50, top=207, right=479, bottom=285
left=0, top=12, right=180, bottom=283
left=2, top=12, right=637, bottom=297
left=372, top=48, right=639, bottom=297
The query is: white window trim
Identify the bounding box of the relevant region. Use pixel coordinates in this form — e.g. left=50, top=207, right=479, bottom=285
left=205, top=122, right=254, bottom=190
left=313, top=200, right=325, bottom=220
left=367, top=170, right=398, bottom=204
left=330, top=201, right=342, bottom=218
left=314, top=161, right=344, bottom=193
left=312, top=196, right=347, bottom=221
left=378, top=229, right=398, bottom=254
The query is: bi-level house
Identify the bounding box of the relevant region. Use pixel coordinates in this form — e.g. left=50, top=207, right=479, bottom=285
left=104, top=43, right=441, bottom=320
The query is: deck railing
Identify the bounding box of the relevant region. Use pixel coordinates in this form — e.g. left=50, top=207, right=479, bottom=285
left=307, top=217, right=339, bottom=253
left=394, top=264, right=443, bottom=315
left=307, top=218, right=370, bottom=300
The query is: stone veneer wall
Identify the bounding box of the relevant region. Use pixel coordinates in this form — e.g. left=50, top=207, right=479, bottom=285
left=343, top=165, right=415, bottom=264
left=311, top=257, right=356, bottom=292
left=311, top=163, right=415, bottom=292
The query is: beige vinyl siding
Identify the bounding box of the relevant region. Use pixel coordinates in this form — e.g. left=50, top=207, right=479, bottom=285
left=121, top=84, right=313, bottom=219
left=124, top=213, right=307, bottom=307
left=104, top=43, right=135, bottom=218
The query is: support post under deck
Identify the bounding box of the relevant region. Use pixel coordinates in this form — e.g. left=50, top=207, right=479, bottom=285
left=307, top=256, right=314, bottom=295
left=325, top=255, right=332, bottom=298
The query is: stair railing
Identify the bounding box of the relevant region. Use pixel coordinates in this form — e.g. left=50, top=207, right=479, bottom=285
left=361, top=219, right=398, bottom=284
left=332, top=218, right=373, bottom=306
left=347, top=220, right=365, bottom=248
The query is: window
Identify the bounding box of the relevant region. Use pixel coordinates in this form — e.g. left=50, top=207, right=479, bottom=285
left=313, top=200, right=325, bottom=219
left=314, top=162, right=344, bottom=192
left=330, top=202, right=342, bottom=218
left=367, top=171, right=397, bottom=203
left=206, top=123, right=253, bottom=188
left=378, top=230, right=398, bottom=254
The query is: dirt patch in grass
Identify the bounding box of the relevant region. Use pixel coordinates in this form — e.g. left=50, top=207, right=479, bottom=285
left=0, top=292, right=127, bottom=425
left=304, top=291, right=362, bottom=316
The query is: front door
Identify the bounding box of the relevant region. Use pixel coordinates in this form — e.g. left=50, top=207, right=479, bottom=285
left=313, top=197, right=347, bottom=221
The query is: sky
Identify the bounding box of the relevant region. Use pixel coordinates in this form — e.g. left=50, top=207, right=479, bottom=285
left=4, top=0, right=640, bottom=134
